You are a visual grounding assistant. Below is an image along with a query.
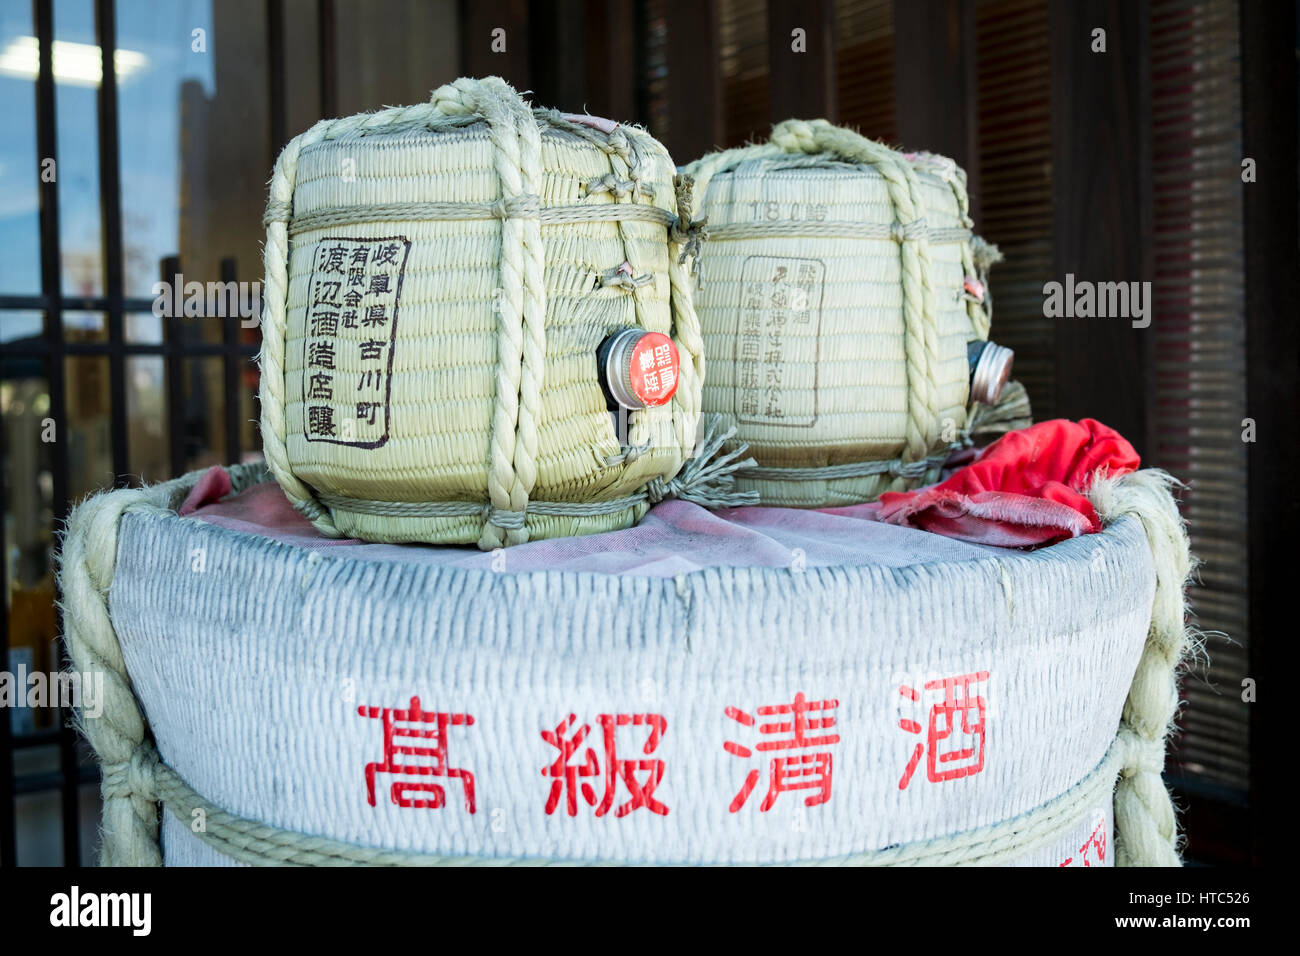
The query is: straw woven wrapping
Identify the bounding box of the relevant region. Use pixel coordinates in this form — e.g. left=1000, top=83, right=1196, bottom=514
left=683, top=120, right=999, bottom=507
left=260, top=77, right=704, bottom=547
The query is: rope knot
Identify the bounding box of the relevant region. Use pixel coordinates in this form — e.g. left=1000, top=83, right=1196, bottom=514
left=490, top=194, right=541, bottom=219
left=101, top=744, right=160, bottom=803
left=484, top=506, right=527, bottom=531
left=888, top=459, right=931, bottom=479
left=644, top=476, right=671, bottom=504
left=262, top=199, right=293, bottom=229
left=606, top=128, right=629, bottom=154
left=891, top=218, right=929, bottom=242
left=600, top=263, right=654, bottom=292
left=1117, top=727, right=1167, bottom=777
left=644, top=415, right=759, bottom=509
left=770, top=118, right=821, bottom=155
left=670, top=175, right=708, bottom=272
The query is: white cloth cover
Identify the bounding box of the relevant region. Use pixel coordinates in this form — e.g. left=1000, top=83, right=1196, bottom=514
left=107, top=501, right=1152, bottom=865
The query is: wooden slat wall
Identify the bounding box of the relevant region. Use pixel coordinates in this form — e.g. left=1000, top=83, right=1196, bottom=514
left=332, top=0, right=460, bottom=116
left=660, top=0, right=726, bottom=160
left=719, top=0, right=771, bottom=147
left=460, top=0, right=530, bottom=91
left=769, top=0, right=837, bottom=123
left=835, top=0, right=895, bottom=142
left=1150, top=0, right=1249, bottom=797
left=1049, top=0, right=1153, bottom=453
left=974, top=0, right=1054, bottom=418
left=894, top=0, right=978, bottom=220
left=583, top=0, right=638, bottom=121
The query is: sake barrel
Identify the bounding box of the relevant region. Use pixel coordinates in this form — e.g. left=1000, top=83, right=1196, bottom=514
left=259, top=76, right=710, bottom=550
left=683, top=120, right=1007, bottom=507
left=60, top=463, right=1191, bottom=866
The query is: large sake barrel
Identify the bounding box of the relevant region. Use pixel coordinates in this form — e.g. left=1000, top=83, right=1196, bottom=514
left=259, top=76, right=710, bottom=550
left=59, top=463, right=1191, bottom=866
left=683, top=120, right=1012, bottom=507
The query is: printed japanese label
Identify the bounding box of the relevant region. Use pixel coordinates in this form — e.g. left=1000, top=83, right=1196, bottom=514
left=896, top=670, right=988, bottom=790
left=628, top=332, right=679, bottom=407
left=734, top=256, right=824, bottom=427
left=302, top=236, right=411, bottom=448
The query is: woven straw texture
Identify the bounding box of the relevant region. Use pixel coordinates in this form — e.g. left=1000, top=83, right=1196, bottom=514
left=683, top=121, right=998, bottom=507
left=260, top=77, right=705, bottom=548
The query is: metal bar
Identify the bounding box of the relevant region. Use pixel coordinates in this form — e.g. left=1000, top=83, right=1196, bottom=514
left=768, top=0, right=837, bottom=125
left=33, top=0, right=81, bottom=869
left=0, top=295, right=156, bottom=311
left=2, top=341, right=258, bottom=359
left=96, top=0, right=127, bottom=487
left=221, top=257, right=242, bottom=463
left=163, top=256, right=187, bottom=478
left=13, top=763, right=100, bottom=797
left=9, top=729, right=63, bottom=750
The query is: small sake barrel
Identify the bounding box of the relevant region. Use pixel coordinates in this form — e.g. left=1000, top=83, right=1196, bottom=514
left=683, top=120, right=1003, bottom=507
left=259, top=77, right=705, bottom=549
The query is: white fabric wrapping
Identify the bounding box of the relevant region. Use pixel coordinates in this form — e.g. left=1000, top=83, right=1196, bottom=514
left=108, top=508, right=1153, bottom=865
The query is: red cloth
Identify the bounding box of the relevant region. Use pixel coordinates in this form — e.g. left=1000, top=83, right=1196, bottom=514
left=877, top=419, right=1140, bottom=548
left=178, top=465, right=233, bottom=516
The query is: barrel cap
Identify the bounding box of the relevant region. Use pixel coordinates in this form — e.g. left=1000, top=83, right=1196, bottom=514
left=968, top=341, right=1015, bottom=406
left=603, top=329, right=679, bottom=409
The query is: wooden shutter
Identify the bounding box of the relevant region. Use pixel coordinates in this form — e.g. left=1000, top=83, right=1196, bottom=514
left=974, top=0, right=1055, bottom=418
left=719, top=0, right=771, bottom=146
left=835, top=0, right=895, bottom=142
left=1150, top=0, right=1249, bottom=796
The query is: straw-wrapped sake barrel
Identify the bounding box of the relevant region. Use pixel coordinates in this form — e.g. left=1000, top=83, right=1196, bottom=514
left=684, top=119, right=1013, bottom=507
left=259, top=76, right=711, bottom=549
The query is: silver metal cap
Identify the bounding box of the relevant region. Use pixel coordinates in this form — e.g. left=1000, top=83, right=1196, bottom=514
left=602, top=328, right=649, bottom=410
left=969, top=341, right=1015, bottom=406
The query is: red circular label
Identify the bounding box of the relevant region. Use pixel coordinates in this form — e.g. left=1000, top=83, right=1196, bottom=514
left=627, top=332, right=680, bottom=407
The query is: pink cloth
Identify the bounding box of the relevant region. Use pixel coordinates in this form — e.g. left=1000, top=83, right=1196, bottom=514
left=175, top=419, right=1136, bottom=572
left=176, top=468, right=1006, bottom=577
left=179, top=466, right=233, bottom=517
left=876, top=419, right=1140, bottom=548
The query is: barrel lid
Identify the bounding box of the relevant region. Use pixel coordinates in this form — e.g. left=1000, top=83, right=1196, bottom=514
left=970, top=341, right=1015, bottom=406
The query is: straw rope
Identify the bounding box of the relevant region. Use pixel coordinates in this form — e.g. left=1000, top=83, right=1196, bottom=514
left=1089, top=469, right=1198, bottom=867
left=59, top=462, right=1191, bottom=867
left=427, top=77, right=545, bottom=548
left=283, top=198, right=679, bottom=236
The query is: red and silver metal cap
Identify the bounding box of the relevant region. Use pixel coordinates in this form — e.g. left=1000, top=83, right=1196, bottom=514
left=968, top=340, right=1015, bottom=406
left=601, top=329, right=680, bottom=409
